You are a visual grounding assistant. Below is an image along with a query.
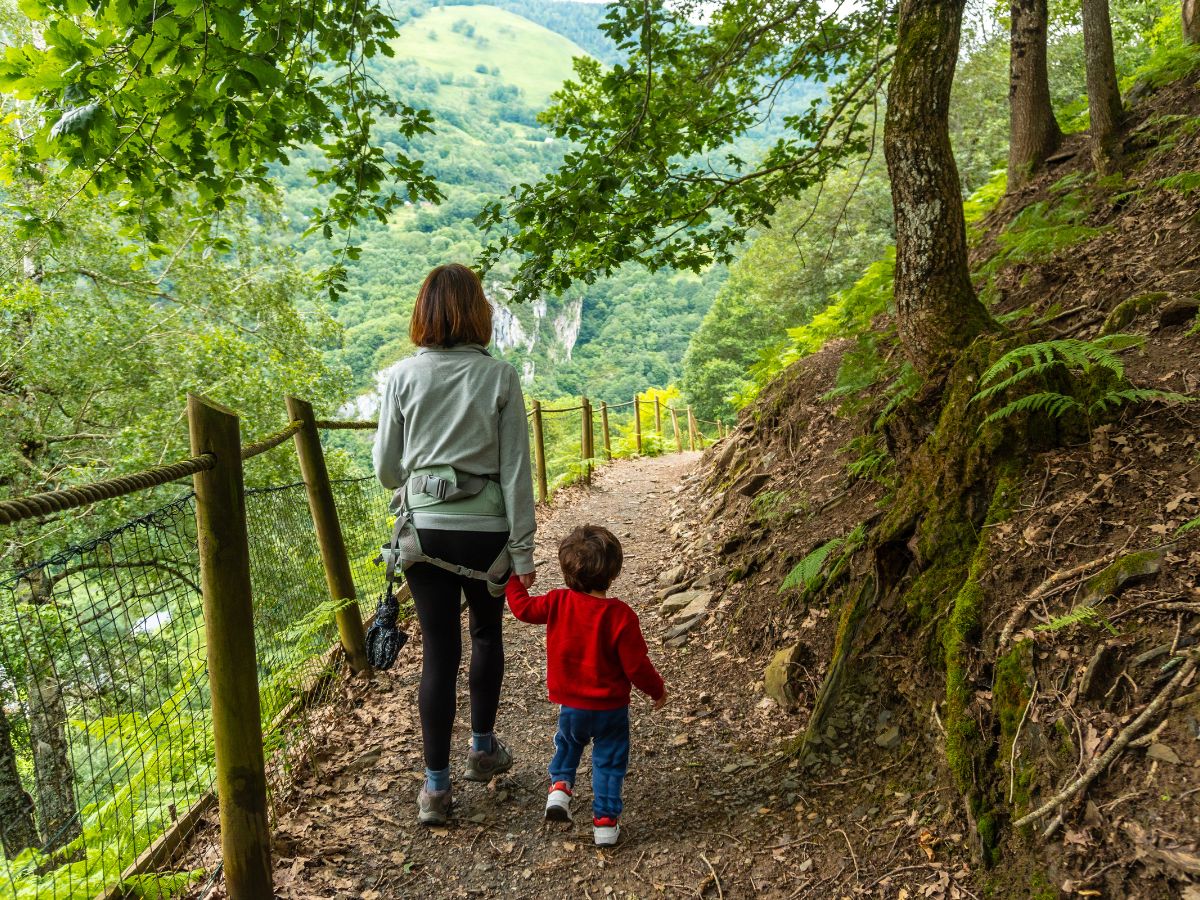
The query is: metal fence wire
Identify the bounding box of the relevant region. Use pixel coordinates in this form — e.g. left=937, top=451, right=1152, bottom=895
left=0, top=475, right=389, bottom=899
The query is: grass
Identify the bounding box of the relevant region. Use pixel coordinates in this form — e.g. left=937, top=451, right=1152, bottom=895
left=393, top=6, right=588, bottom=109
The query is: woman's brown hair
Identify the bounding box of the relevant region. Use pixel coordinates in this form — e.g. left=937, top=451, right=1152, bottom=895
left=559, top=525, right=623, bottom=594
left=409, top=263, right=493, bottom=347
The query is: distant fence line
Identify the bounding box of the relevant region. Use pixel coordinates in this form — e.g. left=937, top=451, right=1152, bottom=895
left=0, top=386, right=725, bottom=899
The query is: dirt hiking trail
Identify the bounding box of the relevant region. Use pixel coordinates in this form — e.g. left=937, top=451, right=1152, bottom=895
left=189, top=452, right=975, bottom=899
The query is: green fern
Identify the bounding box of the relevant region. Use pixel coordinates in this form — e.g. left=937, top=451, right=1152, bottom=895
left=972, top=334, right=1192, bottom=428
left=780, top=538, right=844, bottom=594
left=1176, top=515, right=1200, bottom=537
left=1156, top=172, right=1200, bottom=195
left=1036, top=604, right=1117, bottom=636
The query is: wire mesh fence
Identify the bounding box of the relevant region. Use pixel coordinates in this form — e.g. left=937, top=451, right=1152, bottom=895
left=0, top=386, right=718, bottom=898
left=0, top=471, right=391, bottom=899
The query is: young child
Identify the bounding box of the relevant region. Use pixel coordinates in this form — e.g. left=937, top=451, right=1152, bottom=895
left=506, top=524, right=667, bottom=846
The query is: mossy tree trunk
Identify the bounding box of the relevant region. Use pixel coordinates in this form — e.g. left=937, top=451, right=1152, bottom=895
left=1185, top=0, right=1200, bottom=44
left=884, top=0, right=994, bottom=375
left=1008, top=0, right=1062, bottom=191
left=19, top=568, right=81, bottom=852
left=1082, top=0, right=1123, bottom=173
left=0, top=703, right=39, bottom=857
left=27, top=672, right=78, bottom=851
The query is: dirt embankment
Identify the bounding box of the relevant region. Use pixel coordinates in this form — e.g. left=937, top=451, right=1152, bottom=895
left=668, top=70, right=1200, bottom=899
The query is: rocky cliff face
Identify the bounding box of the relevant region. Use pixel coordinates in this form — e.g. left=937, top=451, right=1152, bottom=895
left=340, top=290, right=586, bottom=417
left=490, top=287, right=584, bottom=384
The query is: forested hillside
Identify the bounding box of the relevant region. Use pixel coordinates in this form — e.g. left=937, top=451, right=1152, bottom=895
left=277, top=2, right=727, bottom=409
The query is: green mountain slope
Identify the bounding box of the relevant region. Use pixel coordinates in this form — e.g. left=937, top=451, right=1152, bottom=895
left=279, top=2, right=727, bottom=407
left=397, top=5, right=585, bottom=107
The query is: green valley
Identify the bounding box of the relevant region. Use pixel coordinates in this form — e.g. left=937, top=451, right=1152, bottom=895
left=276, top=2, right=727, bottom=411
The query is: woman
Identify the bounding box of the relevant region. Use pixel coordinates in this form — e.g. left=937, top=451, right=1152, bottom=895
left=372, top=263, right=537, bottom=826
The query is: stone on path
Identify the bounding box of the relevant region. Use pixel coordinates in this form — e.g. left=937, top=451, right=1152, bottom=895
left=669, top=590, right=713, bottom=621
left=874, top=725, right=901, bottom=750
left=657, top=564, right=687, bottom=587
left=662, top=613, right=704, bottom=643
left=764, top=643, right=805, bottom=708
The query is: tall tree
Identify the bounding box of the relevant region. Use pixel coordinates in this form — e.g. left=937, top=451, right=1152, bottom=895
left=884, top=0, right=993, bottom=373
left=1008, top=0, right=1062, bottom=190
left=479, top=1, right=999, bottom=372
left=1082, top=0, right=1124, bottom=172
left=0, top=703, right=39, bottom=857
left=1186, top=0, right=1200, bottom=44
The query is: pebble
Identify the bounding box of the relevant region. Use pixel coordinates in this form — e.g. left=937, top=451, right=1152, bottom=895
left=875, top=725, right=901, bottom=750
left=1147, top=742, right=1181, bottom=764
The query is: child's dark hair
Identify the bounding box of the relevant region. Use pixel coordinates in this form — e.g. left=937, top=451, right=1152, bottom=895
left=558, top=525, right=623, bottom=593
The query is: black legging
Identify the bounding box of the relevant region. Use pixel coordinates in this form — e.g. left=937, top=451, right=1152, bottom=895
left=405, top=528, right=510, bottom=771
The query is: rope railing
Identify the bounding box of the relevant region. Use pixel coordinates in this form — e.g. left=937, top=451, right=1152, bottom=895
left=0, top=455, right=216, bottom=526
left=240, top=420, right=303, bottom=460
left=314, top=419, right=378, bottom=430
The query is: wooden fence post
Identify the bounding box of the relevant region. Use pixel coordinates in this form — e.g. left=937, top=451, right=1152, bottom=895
left=670, top=406, right=683, bottom=453
left=531, top=400, right=548, bottom=503
left=655, top=397, right=662, bottom=435
left=285, top=396, right=371, bottom=677
left=633, top=396, right=642, bottom=455
left=600, top=401, right=612, bottom=460
left=187, top=394, right=273, bottom=900
left=586, top=399, right=595, bottom=473
left=687, top=406, right=698, bottom=451
left=581, top=397, right=591, bottom=483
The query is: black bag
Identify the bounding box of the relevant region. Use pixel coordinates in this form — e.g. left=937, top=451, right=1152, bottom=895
left=365, top=585, right=408, bottom=670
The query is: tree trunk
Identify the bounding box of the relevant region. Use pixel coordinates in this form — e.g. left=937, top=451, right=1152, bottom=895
left=884, top=0, right=994, bottom=374
left=0, top=703, right=39, bottom=857
left=1185, top=0, right=1199, bottom=44
left=1008, top=0, right=1062, bottom=190
left=1082, top=0, right=1123, bottom=173
left=27, top=671, right=79, bottom=851
left=20, top=569, right=80, bottom=852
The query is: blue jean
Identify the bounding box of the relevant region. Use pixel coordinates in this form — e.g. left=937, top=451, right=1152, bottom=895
left=548, top=705, right=630, bottom=819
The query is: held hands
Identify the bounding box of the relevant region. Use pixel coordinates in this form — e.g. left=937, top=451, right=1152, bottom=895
left=517, top=570, right=537, bottom=589
left=652, top=689, right=668, bottom=711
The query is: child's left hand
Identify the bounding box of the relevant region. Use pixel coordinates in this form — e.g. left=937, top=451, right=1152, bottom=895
left=652, top=689, right=668, bottom=711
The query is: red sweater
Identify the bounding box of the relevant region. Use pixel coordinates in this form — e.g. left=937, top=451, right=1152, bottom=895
left=506, top=577, right=664, bottom=710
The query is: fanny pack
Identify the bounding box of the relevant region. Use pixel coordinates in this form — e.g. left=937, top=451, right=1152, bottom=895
left=378, top=469, right=512, bottom=598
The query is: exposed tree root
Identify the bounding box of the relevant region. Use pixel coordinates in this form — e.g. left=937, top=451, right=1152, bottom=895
left=1012, top=652, right=1197, bottom=828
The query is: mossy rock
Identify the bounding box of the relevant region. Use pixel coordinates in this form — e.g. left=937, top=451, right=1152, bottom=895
left=764, top=643, right=807, bottom=708
left=1100, top=291, right=1169, bottom=335
left=1078, top=548, right=1164, bottom=604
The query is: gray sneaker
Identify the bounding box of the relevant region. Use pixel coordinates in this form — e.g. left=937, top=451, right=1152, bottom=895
left=463, top=737, right=513, bottom=783
left=417, top=785, right=452, bottom=826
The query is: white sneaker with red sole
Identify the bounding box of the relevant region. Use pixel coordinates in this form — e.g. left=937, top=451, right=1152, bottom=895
left=593, top=816, right=620, bottom=846
left=545, top=781, right=573, bottom=821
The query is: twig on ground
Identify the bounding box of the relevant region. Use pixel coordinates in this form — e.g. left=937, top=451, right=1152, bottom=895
left=1014, top=653, right=1197, bottom=827
left=813, top=744, right=917, bottom=787
left=1110, top=598, right=1200, bottom=622
left=835, top=828, right=860, bottom=885
left=931, top=700, right=946, bottom=737
left=1128, top=718, right=1170, bottom=748
left=700, top=854, right=724, bottom=900
left=999, top=548, right=1125, bottom=646
left=1046, top=465, right=1134, bottom=558
left=1010, top=679, right=1038, bottom=803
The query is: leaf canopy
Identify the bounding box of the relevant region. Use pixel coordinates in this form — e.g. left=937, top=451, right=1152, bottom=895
left=477, top=0, right=895, bottom=302
left=0, top=0, right=441, bottom=291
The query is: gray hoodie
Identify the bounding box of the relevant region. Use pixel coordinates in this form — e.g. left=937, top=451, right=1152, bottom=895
left=371, top=344, right=537, bottom=574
